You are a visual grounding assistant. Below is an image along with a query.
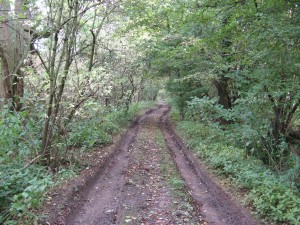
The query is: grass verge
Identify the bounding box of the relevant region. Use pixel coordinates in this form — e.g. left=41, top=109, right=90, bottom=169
left=155, top=130, right=196, bottom=221
left=174, top=118, right=300, bottom=224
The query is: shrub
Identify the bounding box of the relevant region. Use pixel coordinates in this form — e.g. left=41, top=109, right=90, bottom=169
left=67, top=102, right=144, bottom=148
left=68, top=119, right=113, bottom=147
left=0, top=165, right=52, bottom=224
left=176, top=120, right=300, bottom=224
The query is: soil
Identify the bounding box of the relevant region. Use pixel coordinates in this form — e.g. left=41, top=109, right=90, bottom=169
left=41, top=105, right=260, bottom=225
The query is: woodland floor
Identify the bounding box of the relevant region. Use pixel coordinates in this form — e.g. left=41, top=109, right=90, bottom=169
left=41, top=105, right=260, bottom=225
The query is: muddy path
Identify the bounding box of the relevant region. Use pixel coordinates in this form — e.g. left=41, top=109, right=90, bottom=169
left=160, top=106, right=259, bottom=225
left=62, top=105, right=259, bottom=225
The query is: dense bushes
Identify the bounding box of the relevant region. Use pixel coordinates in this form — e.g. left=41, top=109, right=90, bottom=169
left=186, top=96, right=298, bottom=170
left=0, top=164, right=52, bottom=224
left=67, top=102, right=144, bottom=148
left=176, top=120, right=300, bottom=224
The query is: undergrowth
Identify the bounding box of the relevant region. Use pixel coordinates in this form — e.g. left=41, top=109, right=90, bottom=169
left=0, top=101, right=154, bottom=224
left=0, top=164, right=52, bottom=224
left=174, top=117, right=300, bottom=224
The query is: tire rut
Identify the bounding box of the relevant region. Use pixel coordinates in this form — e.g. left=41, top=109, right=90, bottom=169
left=65, top=108, right=158, bottom=225
left=160, top=106, right=259, bottom=225
left=64, top=105, right=259, bottom=225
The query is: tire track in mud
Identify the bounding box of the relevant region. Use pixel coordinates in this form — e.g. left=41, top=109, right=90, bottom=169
left=65, top=108, right=158, bottom=225
left=113, top=107, right=204, bottom=225
left=65, top=105, right=259, bottom=225
left=160, top=105, right=259, bottom=225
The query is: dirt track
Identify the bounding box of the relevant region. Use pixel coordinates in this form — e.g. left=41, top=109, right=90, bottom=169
left=60, top=105, right=259, bottom=225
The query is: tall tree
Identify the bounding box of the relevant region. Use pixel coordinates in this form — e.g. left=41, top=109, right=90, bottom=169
left=0, top=0, right=30, bottom=110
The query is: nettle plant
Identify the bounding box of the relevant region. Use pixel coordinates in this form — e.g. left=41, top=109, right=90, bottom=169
left=0, top=164, right=52, bottom=224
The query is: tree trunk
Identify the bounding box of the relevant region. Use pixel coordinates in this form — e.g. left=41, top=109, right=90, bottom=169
left=272, top=100, right=300, bottom=143
left=12, top=69, right=24, bottom=111
left=41, top=0, right=80, bottom=166
left=0, top=0, right=12, bottom=106
left=213, top=77, right=231, bottom=109
left=0, top=51, right=11, bottom=100
left=41, top=0, right=65, bottom=165
left=0, top=0, right=28, bottom=111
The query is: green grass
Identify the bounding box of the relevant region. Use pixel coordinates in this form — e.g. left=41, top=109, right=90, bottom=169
left=155, top=131, right=190, bottom=201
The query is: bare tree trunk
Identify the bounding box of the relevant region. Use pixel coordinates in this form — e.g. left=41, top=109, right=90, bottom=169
left=0, top=0, right=29, bottom=110
left=0, top=49, right=11, bottom=100
left=41, top=0, right=65, bottom=165
left=0, top=0, right=12, bottom=106
left=128, top=75, right=136, bottom=111
left=41, top=0, right=82, bottom=166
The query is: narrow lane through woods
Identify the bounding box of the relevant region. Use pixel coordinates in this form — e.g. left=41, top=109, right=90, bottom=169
left=65, top=105, right=259, bottom=225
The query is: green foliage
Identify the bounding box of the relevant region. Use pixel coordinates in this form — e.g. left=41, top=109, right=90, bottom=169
left=167, top=79, right=208, bottom=118
left=129, top=0, right=300, bottom=170
left=250, top=184, right=300, bottom=222
left=54, top=168, right=77, bottom=182
left=0, top=102, right=50, bottom=223
left=0, top=104, right=43, bottom=164
left=140, top=79, right=163, bottom=101
left=1, top=0, right=299, bottom=224
left=68, top=120, right=113, bottom=148
left=176, top=119, right=300, bottom=223
left=0, top=99, right=150, bottom=224
left=186, top=96, right=234, bottom=122
left=67, top=101, right=144, bottom=148
left=186, top=94, right=297, bottom=169
left=0, top=164, right=52, bottom=224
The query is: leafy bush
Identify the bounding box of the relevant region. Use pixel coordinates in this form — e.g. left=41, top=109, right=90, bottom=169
left=186, top=96, right=235, bottom=122
left=0, top=105, right=43, bottom=165
left=0, top=102, right=51, bottom=224
left=185, top=96, right=296, bottom=170
left=68, top=119, right=113, bottom=147
left=166, top=78, right=208, bottom=118
left=0, top=164, right=52, bottom=224
left=67, top=101, right=144, bottom=148
left=176, top=120, right=300, bottom=224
